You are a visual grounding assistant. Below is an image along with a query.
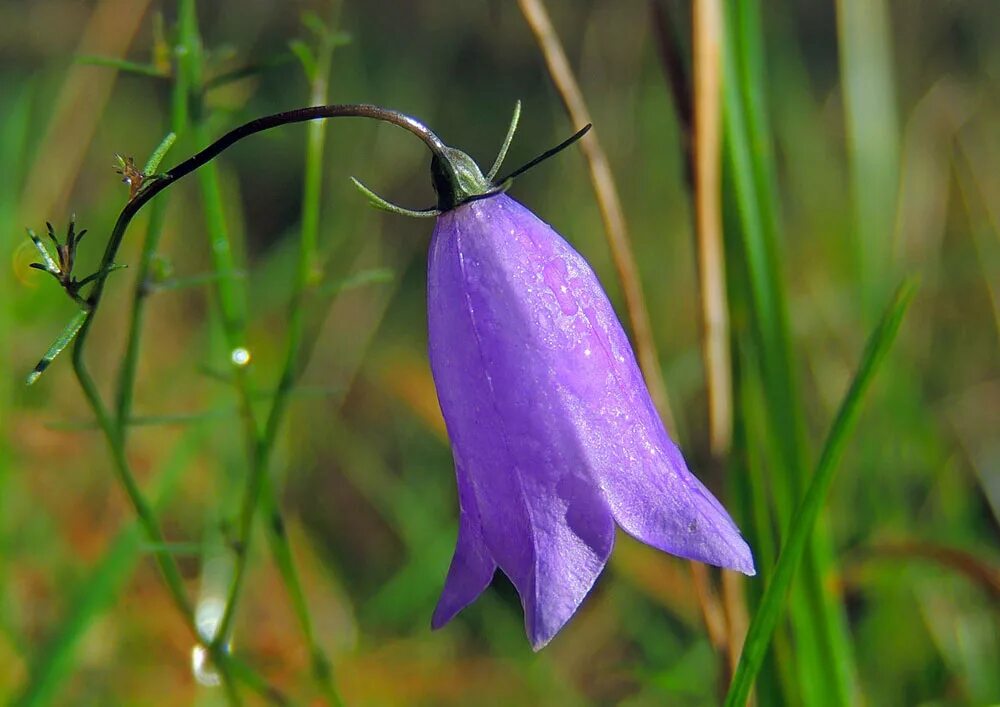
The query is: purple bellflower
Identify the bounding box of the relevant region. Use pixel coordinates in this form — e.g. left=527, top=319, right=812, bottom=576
left=355, top=104, right=754, bottom=649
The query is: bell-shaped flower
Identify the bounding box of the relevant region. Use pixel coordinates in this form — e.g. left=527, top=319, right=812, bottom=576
left=352, top=104, right=755, bottom=649
left=425, top=192, right=754, bottom=649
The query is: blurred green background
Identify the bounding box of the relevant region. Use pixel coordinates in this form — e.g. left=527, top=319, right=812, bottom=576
left=1, top=0, right=998, bottom=705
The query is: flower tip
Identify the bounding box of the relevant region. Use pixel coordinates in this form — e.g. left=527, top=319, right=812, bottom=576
left=730, top=541, right=757, bottom=577
left=528, top=622, right=557, bottom=652
left=429, top=601, right=455, bottom=632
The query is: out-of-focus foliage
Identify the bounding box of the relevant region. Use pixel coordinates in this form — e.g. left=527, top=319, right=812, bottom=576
left=0, top=0, right=997, bottom=705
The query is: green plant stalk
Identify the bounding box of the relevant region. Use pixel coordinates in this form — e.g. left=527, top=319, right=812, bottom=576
left=177, top=0, right=247, bottom=349
left=736, top=0, right=860, bottom=696
left=724, top=280, right=916, bottom=707
left=173, top=5, right=341, bottom=701
left=731, top=405, right=795, bottom=707
left=102, top=34, right=241, bottom=701
left=724, top=199, right=796, bottom=707
left=114, top=196, right=168, bottom=429
left=250, top=18, right=345, bottom=705
left=721, top=11, right=820, bottom=703
left=52, top=98, right=454, bottom=706
left=722, top=1, right=859, bottom=703
left=115, top=16, right=191, bottom=431
left=191, top=131, right=249, bottom=347
left=174, top=1, right=266, bottom=658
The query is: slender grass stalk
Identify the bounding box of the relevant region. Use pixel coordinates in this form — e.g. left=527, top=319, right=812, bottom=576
left=75, top=55, right=168, bottom=78
left=248, top=10, right=346, bottom=703
left=739, top=1, right=859, bottom=697
left=730, top=346, right=797, bottom=705
left=171, top=18, right=404, bottom=694
left=724, top=280, right=916, bottom=707
left=177, top=0, right=249, bottom=363
left=114, top=189, right=170, bottom=430
left=62, top=24, right=435, bottom=707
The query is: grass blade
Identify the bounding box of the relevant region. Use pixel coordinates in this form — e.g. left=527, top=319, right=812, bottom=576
left=724, top=279, right=917, bottom=706
left=722, top=1, right=862, bottom=701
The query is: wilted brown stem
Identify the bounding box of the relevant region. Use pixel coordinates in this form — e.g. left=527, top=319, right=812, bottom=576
left=693, top=0, right=747, bottom=679
left=516, top=0, right=676, bottom=434
left=694, top=0, right=732, bottom=458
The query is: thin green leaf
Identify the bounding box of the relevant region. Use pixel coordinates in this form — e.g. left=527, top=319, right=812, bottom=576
left=26, top=311, right=88, bottom=385
left=724, top=279, right=918, bottom=707
left=723, top=1, right=857, bottom=701
left=26, top=228, right=58, bottom=273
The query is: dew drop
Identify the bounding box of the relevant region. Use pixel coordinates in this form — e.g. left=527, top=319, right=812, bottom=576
left=230, top=347, right=251, bottom=367
left=191, top=597, right=230, bottom=687
left=542, top=260, right=578, bottom=315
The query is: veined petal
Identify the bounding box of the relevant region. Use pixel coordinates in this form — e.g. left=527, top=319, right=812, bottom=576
left=428, top=197, right=616, bottom=649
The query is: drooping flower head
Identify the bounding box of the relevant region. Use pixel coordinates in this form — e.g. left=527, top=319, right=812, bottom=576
left=357, top=104, right=755, bottom=649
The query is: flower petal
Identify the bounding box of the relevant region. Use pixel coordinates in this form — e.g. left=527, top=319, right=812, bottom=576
left=431, top=462, right=497, bottom=630
left=428, top=197, right=616, bottom=649
left=491, top=195, right=755, bottom=576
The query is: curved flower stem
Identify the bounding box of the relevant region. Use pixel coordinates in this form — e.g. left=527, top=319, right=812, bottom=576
left=74, top=104, right=447, bottom=320
left=515, top=0, right=677, bottom=435
left=70, top=98, right=444, bottom=702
